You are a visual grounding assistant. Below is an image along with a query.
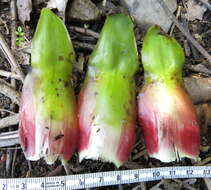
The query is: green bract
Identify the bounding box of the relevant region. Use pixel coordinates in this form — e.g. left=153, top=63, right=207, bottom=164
left=142, top=25, right=185, bottom=85
left=87, top=14, right=138, bottom=129
left=31, top=8, right=76, bottom=121
left=89, top=14, right=138, bottom=76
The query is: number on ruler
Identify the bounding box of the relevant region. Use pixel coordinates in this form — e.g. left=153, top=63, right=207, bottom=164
left=79, top=178, right=84, bottom=186
left=203, top=169, right=210, bottom=175
left=41, top=182, right=44, bottom=188
left=187, top=170, right=193, bottom=175
left=55, top=181, right=65, bottom=187
left=99, top=177, right=103, bottom=183
left=21, top=183, right=26, bottom=190
left=169, top=170, right=176, bottom=176
left=2, top=184, right=6, bottom=190
left=117, top=175, right=121, bottom=181
left=153, top=171, right=160, bottom=178
left=61, top=180, right=65, bottom=186
left=134, top=173, right=138, bottom=179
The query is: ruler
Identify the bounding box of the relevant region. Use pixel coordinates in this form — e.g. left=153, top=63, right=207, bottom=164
left=1, top=166, right=211, bottom=190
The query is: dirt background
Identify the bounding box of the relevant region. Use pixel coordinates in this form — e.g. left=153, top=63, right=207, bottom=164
left=0, top=0, right=211, bottom=189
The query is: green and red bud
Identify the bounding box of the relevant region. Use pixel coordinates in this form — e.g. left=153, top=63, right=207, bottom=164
left=138, top=26, right=200, bottom=162
left=78, top=14, right=139, bottom=167
left=19, top=8, right=78, bottom=164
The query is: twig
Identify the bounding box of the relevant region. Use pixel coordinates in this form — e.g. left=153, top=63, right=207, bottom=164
left=133, top=149, right=147, bottom=160
left=73, top=41, right=95, bottom=50
left=0, top=70, right=22, bottom=80
left=186, top=64, right=211, bottom=75
left=47, top=166, right=63, bottom=176
left=27, top=160, right=32, bottom=173
left=102, top=0, right=107, bottom=6
left=10, top=0, right=19, bottom=101
left=0, top=79, right=20, bottom=104
left=70, top=26, right=99, bottom=39
left=0, top=114, right=19, bottom=129
left=197, top=0, right=211, bottom=10
left=123, top=161, right=144, bottom=169
left=61, top=159, right=71, bottom=175
left=195, top=156, right=211, bottom=166
left=6, top=147, right=12, bottom=176
left=170, top=5, right=182, bottom=36
left=9, top=0, right=19, bottom=177
left=204, top=178, right=211, bottom=190
left=0, top=33, right=24, bottom=81
left=11, top=147, right=18, bottom=177
left=0, top=146, right=21, bottom=150
left=118, top=184, right=123, bottom=190
left=0, top=130, right=19, bottom=147
left=202, top=29, right=211, bottom=37
left=150, top=180, right=165, bottom=190
left=0, top=109, right=16, bottom=115
left=132, top=183, right=147, bottom=190
left=10, top=0, right=17, bottom=51
left=0, top=17, right=9, bottom=34
left=69, top=163, right=84, bottom=172
left=157, top=0, right=211, bottom=64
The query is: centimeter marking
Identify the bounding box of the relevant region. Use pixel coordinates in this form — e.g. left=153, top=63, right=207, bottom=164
left=1, top=166, right=211, bottom=190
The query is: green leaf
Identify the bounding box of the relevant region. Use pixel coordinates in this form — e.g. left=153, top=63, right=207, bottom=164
left=19, top=32, right=24, bottom=36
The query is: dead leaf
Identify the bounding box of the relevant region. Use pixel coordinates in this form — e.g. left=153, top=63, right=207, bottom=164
left=185, top=0, right=207, bottom=21
left=17, top=0, right=32, bottom=24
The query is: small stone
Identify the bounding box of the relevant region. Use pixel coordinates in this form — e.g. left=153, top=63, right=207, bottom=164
left=121, top=0, right=177, bottom=32
left=17, top=0, right=32, bottom=24
left=185, top=0, right=207, bottom=21
left=67, top=0, right=101, bottom=22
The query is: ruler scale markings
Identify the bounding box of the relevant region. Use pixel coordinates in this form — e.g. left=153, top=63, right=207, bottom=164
left=121, top=169, right=139, bottom=184
left=174, top=166, right=188, bottom=179
left=45, top=176, right=65, bottom=190
left=203, top=166, right=211, bottom=178
left=139, top=168, right=152, bottom=182
left=66, top=174, right=77, bottom=189
left=2, top=166, right=211, bottom=189
left=103, top=170, right=121, bottom=186
left=157, top=167, right=170, bottom=179
left=66, top=174, right=85, bottom=189
left=84, top=172, right=103, bottom=188
left=0, top=178, right=7, bottom=190
left=190, top=166, right=205, bottom=178
left=6, top=178, right=27, bottom=190
left=169, top=166, right=176, bottom=179
left=27, top=177, right=45, bottom=190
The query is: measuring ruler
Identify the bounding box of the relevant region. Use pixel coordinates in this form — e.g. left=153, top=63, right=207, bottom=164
left=1, top=166, right=211, bottom=190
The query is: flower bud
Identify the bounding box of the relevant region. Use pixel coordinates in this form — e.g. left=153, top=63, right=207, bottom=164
left=19, top=8, right=78, bottom=164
